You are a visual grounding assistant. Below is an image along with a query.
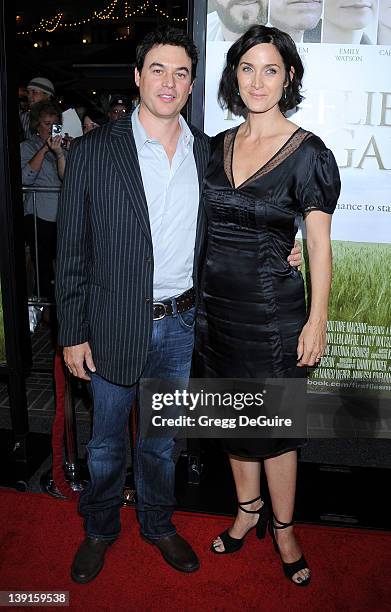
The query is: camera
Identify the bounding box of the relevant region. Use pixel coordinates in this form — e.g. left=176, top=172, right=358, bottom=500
left=51, top=123, right=62, bottom=138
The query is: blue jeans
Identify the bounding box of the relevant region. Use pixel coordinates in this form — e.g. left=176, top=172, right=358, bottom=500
left=79, top=305, right=195, bottom=541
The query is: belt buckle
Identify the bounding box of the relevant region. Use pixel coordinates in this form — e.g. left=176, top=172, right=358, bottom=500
left=153, top=302, right=167, bottom=321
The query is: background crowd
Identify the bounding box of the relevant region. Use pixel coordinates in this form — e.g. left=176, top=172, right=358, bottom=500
left=18, top=76, right=138, bottom=311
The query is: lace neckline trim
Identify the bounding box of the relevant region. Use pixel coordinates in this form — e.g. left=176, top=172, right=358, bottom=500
left=224, top=126, right=312, bottom=190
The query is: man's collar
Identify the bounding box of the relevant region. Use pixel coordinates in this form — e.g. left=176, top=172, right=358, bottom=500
left=131, top=106, right=150, bottom=152
left=131, top=105, right=193, bottom=153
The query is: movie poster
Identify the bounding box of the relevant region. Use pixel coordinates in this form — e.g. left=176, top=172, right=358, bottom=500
left=205, top=0, right=391, bottom=395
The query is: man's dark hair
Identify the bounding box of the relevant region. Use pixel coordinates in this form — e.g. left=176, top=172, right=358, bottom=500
left=29, top=100, right=62, bottom=132
left=81, top=106, right=108, bottom=127
left=136, top=27, right=198, bottom=81
left=218, top=25, right=304, bottom=117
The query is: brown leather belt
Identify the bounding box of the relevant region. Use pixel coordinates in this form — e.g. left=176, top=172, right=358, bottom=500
left=153, top=287, right=195, bottom=321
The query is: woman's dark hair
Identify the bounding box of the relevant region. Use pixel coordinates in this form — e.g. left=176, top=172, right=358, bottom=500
left=136, top=26, right=198, bottom=81
left=30, top=100, right=62, bottom=132
left=81, top=106, right=108, bottom=127
left=218, top=25, right=304, bottom=117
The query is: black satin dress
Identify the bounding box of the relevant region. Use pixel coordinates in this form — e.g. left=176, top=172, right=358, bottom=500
left=194, top=127, right=340, bottom=459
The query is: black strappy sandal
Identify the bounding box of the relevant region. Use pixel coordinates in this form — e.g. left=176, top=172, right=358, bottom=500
left=211, top=495, right=269, bottom=554
left=269, top=516, right=311, bottom=586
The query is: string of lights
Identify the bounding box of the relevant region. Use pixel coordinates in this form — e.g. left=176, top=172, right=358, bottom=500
left=94, top=0, right=119, bottom=20
left=16, top=0, right=187, bottom=37
left=38, top=12, right=63, bottom=33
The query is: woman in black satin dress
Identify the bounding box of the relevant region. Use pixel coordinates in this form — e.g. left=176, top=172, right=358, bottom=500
left=194, top=26, right=340, bottom=585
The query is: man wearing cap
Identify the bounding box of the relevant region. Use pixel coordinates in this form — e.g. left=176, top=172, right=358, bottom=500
left=107, top=94, right=131, bottom=121
left=20, top=77, right=55, bottom=140
left=27, top=77, right=55, bottom=105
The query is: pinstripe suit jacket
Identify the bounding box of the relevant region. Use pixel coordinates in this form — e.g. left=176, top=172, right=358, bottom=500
left=56, top=113, right=210, bottom=386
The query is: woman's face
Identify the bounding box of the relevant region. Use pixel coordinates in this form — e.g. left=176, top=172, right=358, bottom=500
left=380, top=0, right=391, bottom=29
left=83, top=116, right=99, bottom=133
left=236, top=43, right=290, bottom=115
left=37, top=113, right=59, bottom=140
left=324, top=0, right=377, bottom=30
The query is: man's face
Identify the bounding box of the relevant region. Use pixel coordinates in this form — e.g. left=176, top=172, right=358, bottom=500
left=108, top=104, right=127, bottom=121
left=27, top=88, right=49, bottom=106
left=215, top=0, right=268, bottom=34
left=324, top=0, right=377, bottom=30
left=135, top=44, right=193, bottom=121
left=270, top=0, right=322, bottom=32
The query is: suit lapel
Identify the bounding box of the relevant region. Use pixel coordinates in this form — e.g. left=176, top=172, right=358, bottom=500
left=192, top=129, right=209, bottom=256
left=192, top=129, right=208, bottom=193
left=107, top=120, right=209, bottom=251
left=191, top=129, right=210, bottom=292
left=108, top=117, right=152, bottom=244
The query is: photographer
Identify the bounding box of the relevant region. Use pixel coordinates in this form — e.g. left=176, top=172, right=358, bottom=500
left=21, top=100, right=67, bottom=303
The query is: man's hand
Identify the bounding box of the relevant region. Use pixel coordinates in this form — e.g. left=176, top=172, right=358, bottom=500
left=63, top=342, right=96, bottom=380
left=287, top=240, right=302, bottom=269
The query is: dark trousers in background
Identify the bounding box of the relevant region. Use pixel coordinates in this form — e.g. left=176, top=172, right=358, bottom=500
left=78, top=306, right=196, bottom=540
left=24, top=214, right=57, bottom=301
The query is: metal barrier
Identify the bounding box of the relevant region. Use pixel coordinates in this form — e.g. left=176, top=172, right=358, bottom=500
left=22, top=185, right=83, bottom=493
left=22, top=186, right=60, bottom=307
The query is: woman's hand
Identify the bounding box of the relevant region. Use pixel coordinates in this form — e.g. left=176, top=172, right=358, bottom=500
left=297, top=319, right=327, bottom=367
left=46, top=135, right=63, bottom=158
left=47, top=135, right=66, bottom=178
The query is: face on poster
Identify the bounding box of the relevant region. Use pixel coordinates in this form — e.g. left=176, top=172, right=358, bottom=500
left=269, top=0, right=322, bottom=42
left=207, top=0, right=269, bottom=41
left=206, top=0, right=323, bottom=42
left=378, top=0, right=391, bottom=43
left=322, top=0, right=379, bottom=44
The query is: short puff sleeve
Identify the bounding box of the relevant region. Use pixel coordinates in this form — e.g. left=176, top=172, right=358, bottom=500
left=300, top=148, right=341, bottom=216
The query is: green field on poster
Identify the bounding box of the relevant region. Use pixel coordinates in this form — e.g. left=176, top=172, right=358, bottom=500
left=307, top=241, right=391, bottom=392
left=329, top=241, right=390, bottom=326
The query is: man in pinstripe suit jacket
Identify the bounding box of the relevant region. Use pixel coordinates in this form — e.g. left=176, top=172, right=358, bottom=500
left=56, top=27, right=210, bottom=582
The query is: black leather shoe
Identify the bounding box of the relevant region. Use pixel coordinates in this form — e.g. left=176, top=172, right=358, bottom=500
left=71, top=537, right=116, bottom=584
left=143, top=533, right=199, bottom=573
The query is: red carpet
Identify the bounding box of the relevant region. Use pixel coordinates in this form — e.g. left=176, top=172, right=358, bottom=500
left=0, top=489, right=390, bottom=612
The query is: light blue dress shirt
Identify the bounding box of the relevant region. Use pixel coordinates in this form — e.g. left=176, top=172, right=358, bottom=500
left=131, top=107, right=199, bottom=301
